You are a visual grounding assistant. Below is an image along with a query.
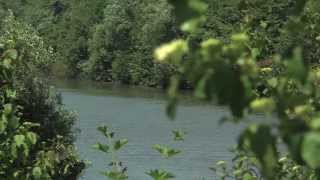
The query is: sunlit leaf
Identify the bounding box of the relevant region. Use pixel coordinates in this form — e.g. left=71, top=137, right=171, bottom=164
left=93, top=143, right=110, bottom=153
left=14, top=135, right=25, bottom=147
left=32, top=167, right=42, bottom=179
left=5, top=49, right=18, bottom=60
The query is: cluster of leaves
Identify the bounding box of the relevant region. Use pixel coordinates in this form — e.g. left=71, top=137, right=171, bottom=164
left=0, top=45, right=39, bottom=179
left=94, top=126, right=129, bottom=180
left=95, top=126, right=186, bottom=180
left=212, top=149, right=317, bottom=180
left=0, top=11, right=84, bottom=179
left=0, top=0, right=107, bottom=78
left=155, top=0, right=320, bottom=179
left=147, top=130, right=185, bottom=180
left=0, top=42, right=83, bottom=179
left=0, top=11, right=55, bottom=75
left=83, top=0, right=179, bottom=87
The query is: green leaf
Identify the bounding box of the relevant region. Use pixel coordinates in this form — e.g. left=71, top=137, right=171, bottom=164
left=286, top=48, right=307, bottom=82
left=14, top=135, right=25, bottom=147
left=172, top=130, right=186, bottom=141
left=154, top=40, right=188, bottom=63
left=0, top=114, right=8, bottom=133
left=152, top=144, right=181, bottom=158
left=250, top=98, right=275, bottom=114
left=3, top=104, right=13, bottom=115
left=97, top=126, right=109, bottom=137
left=93, top=143, right=110, bottom=153
left=8, top=116, right=19, bottom=129
left=302, top=132, right=320, bottom=168
left=114, top=139, right=128, bottom=151
left=2, top=58, right=12, bottom=69
left=26, top=132, right=37, bottom=145
left=32, top=167, right=42, bottom=179
left=146, top=169, right=175, bottom=180
left=5, top=49, right=18, bottom=60
left=267, top=78, right=278, bottom=88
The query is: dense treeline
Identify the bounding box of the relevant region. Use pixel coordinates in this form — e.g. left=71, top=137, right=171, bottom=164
left=0, top=0, right=179, bottom=87
left=3, top=0, right=319, bottom=88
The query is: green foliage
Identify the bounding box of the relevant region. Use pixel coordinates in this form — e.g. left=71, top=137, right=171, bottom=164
left=152, top=144, right=181, bottom=159
left=4, top=0, right=320, bottom=179
left=16, top=78, right=77, bottom=143
left=95, top=126, right=128, bottom=180
left=0, top=12, right=55, bottom=74
left=212, top=149, right=318, bottom=180
left=84, top=0, right=178, bottom=87
left=146, top=128, right=184, bottom=180
left=96, top=125, right=184, bottom=180
left=146, top=169, right=175, bottom=180
left=157, top=0, right=320, bottom=179
left=0, top=11, right=84, bottom=179
left=172, top=130, right=186, bottom=141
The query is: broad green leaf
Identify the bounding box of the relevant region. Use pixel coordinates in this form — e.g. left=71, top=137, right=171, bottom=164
left=250, top=98, right=275, bottom=114
left=311, top=116, right=320, bottom=130
left=3, top=104, right=13, bottom=115
left=231, top=33, right=249, bottom=44
left=5, top=49, right=18, bottom=60
left=154, top=40, right=188, bottom=63
left=14, top=135, right=25, bottom=147
left=302, top=132, right=320, bottom=168
left=26, top=132, right=37, bottom=145
left=8, top=116, right=19, bottom=129
left=267, top=78, right=278, bottom=88
left=32, top=167, right=42, bottom=179
left=2, top=58, right=12, bottom=69
left=93, top=143, right=110, bottom=153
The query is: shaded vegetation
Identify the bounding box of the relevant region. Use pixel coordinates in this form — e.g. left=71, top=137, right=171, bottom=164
left=0, top=11, right=84, bottom=179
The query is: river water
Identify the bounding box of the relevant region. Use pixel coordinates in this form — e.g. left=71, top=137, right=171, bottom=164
left=56, top=81, right=249, bottom=180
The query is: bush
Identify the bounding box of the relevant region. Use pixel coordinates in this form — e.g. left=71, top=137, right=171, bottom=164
left=0, top=12, right=84, bottom=179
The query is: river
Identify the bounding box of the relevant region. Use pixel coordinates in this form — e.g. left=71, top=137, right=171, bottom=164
left=55, top=80, right=250, bottom=180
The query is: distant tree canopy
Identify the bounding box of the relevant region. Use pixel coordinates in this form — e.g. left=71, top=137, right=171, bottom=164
left=1, top=0, right=320, bottom=88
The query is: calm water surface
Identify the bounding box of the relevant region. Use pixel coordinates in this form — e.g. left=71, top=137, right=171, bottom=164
left=55, top=81, right=253, bottom=180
